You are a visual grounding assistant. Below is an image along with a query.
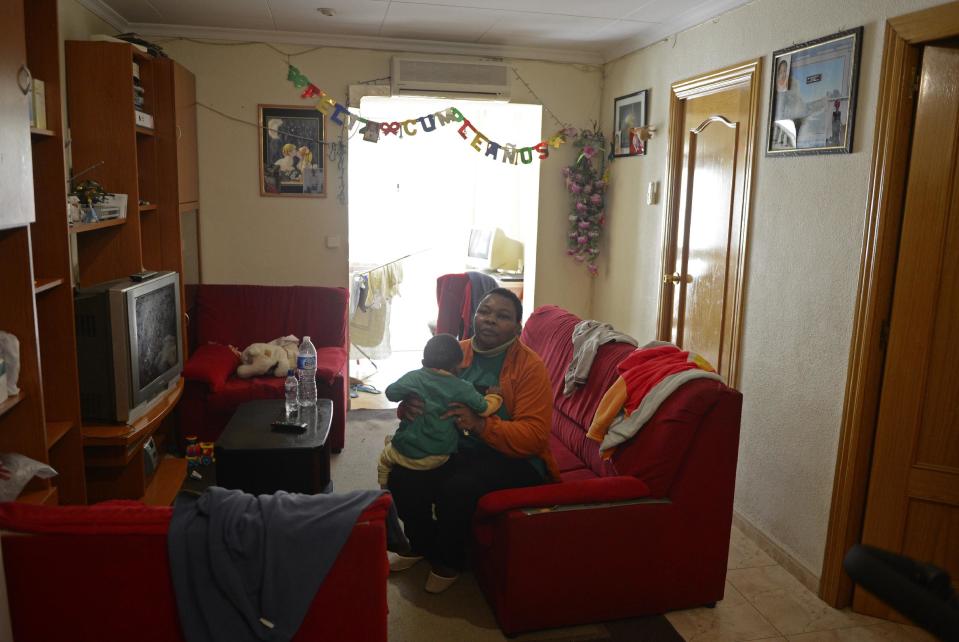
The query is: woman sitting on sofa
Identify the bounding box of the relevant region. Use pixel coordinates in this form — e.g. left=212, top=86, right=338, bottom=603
left=388, top=288, right=559, bottom=593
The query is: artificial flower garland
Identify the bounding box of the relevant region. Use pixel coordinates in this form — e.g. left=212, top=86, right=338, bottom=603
left=562, top=127, right=610, bottom=276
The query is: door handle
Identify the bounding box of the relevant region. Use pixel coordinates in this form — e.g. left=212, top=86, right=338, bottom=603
left=17, top=64, right=32, bottom=96
left=664, top=272, right=693, bottom=284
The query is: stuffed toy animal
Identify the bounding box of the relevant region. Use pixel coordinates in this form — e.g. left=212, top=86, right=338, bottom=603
left=231, top=335, right=300, bottom=378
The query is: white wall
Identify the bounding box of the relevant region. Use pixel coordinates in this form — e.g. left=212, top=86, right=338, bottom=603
left=159, top=40, right=602, bottom=316
left=597, top=0, right=948, bottom=577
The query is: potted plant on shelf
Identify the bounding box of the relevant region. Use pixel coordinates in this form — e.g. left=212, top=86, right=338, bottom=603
left=70, top=180, right=110, bottom=224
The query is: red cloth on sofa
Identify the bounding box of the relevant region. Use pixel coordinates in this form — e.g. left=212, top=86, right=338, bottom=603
left=180, top=285, right=349, bottom=450
left=470, top=305, right=743, bottom=635
left=0, top=496, right=392, bottom=642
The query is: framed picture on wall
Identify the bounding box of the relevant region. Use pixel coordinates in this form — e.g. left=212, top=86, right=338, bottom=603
left=613, top=89, right=648, bottom=157
left=766, top=26, right=864, bottom=156
left=258, top=104, right=326, bottom=197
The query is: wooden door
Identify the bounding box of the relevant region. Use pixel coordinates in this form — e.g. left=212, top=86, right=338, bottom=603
left=659, top=61, right=761, bottom=384
left=855, top=43, right=959, bottom=619
left=173, top=62, right=198, bottom=206
left=0, top=0, right=35, bottom=231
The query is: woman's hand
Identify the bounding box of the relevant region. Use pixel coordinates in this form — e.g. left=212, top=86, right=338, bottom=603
left=397, top=394, right=425, bottom=422
left=443, top=403, right=486, bottom=435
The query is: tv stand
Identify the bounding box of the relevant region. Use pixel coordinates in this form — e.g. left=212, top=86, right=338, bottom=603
left=82, top=378, right=184, bottom=504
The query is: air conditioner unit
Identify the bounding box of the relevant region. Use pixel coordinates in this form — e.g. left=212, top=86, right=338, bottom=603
left=391, top=56, right=511, bottom=100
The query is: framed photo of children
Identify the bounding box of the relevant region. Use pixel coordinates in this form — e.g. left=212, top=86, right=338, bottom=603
left=613, top=89, right=648, bottom=157
left=258, top=104, right=325, bottom=197
left=766, top=26, right=863, bottom=156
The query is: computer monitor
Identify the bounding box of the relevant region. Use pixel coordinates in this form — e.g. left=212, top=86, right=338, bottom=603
left=466, top=228, right=523, bottom=272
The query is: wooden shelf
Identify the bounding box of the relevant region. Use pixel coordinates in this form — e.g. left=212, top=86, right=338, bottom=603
left=30, top=127, right=55, bottom=138
left=132, top=48, right=152, bottom=62
left=139, top=204, right=157, bottom=212
left=69, top=217, right=126, bottom=233
left=18, top=486, right=58, bottom=505
left=33, top=277, right=63, bottom=294
left=140, top=456, right=187, bottom=506
left=83, top=378, right=183, bottom=448
left=0, top=392, right=25, bottom=418
left=46, top=420, right=73, bottom=448
left=135, top=126, right=155, bottom=137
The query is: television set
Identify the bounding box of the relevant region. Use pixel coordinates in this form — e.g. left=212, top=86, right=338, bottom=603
left=465, top=227, right=524, bottom=272
left=75, top=271, right=183, bottom=423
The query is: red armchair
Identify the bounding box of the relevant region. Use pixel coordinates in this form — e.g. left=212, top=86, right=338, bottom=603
left=0, top=496, right=391, bottom=642
left=179, top=285, right=349, bottom=451
left=471, top=305, right=743, bottom=635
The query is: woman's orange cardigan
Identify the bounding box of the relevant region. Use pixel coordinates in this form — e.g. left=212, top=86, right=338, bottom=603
left=460, top=339, right=560, bottom=482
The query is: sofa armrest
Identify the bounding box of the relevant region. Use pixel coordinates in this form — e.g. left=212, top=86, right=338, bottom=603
left=182, top=344, right=240, bottom=392
left=475, top=475, right=653, bottom=521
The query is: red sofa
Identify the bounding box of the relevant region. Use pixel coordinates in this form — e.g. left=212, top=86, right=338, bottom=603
left=471, top=305, right=743, bottom=635
left=0, top=495, right=392, bottom=642
left=180, top=284, right=349, bottom=451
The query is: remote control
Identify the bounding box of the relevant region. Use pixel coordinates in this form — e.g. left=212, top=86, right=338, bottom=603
left=271, top=420, right=307, bottom=433
left=130, top=270, right=159, bottom=282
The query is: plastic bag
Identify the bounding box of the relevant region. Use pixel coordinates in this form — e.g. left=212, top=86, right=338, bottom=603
left=0, top=453, right=58, bottom=502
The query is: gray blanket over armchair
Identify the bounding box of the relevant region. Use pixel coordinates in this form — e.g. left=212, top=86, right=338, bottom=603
left=168, top=487, right=407, bottom=642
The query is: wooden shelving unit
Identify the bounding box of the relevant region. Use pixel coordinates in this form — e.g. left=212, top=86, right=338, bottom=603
left=140, top=456, right=188, bottom=506
left=0, top=393, right=25, bottom=419
left=68, top=217, right=127, bottom=234
left=139, top=204, right=157, bottom=212
left=45, top=420, right=72, bottom=448
left=30, top=127, right=55, bottom=138
left=33, top=277, right=63, bottom=294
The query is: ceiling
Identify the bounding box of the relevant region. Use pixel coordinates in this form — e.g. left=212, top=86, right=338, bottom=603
left=80, top=0, right=753, bottom=64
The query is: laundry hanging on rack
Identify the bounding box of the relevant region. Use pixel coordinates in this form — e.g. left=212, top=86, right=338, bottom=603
left=350, top=262, right=403, bottom=359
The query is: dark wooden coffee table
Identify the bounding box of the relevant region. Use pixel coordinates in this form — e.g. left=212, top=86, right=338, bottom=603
left=214, top=398, right=333, bottom=495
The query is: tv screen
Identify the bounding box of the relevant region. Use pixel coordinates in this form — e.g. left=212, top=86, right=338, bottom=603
left=135, top=283, right=180, bottom=389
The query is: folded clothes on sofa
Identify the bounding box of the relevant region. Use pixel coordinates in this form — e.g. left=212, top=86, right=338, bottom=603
left=168, top=488, right=407, bottom=642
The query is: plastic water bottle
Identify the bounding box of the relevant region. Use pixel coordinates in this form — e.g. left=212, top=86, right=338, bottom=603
left=297, top=336, right=317, bottom=407
left=284, top=369, right=299, bottom=416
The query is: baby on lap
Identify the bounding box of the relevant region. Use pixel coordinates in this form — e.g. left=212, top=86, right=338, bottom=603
left=377, top=334, right=502, bottom=488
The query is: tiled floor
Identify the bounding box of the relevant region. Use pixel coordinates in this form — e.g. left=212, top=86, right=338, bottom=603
left=345, top=353, right=937, bottom=642
left=666, top=526, right=936, bottom=641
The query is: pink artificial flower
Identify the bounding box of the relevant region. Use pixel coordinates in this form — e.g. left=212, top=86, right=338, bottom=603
left=599, top=214, right=606, bottom=226
left=563, top=127, right=579, bottom=137
left=578, top=220, right=590, bottom=229
left=573, top=174, right=584, bottom=183
left=561, top=167, right=571, bottom=177
left=587, top=263, right=598, bottom=276
left=569, top=182, right=582, bottom=194
left=590, top=193, right=602, bottom=205
left=575, top=201, right=587, bottom=213
left=582, top=183, right=593, bottom=195
left=582, top=145, right=596, bottom=159
left=594, top=180, right=606, bottom=191
left=566, top=248, right=576, bottom=255
left=577, top=235, right=588, bottom=244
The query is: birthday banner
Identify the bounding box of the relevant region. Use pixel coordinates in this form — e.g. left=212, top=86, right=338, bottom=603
left=287, top=65, right=568, bottom=165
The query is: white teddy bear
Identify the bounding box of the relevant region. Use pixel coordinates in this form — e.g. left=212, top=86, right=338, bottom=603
left=232, top=335, right=300, bottom=378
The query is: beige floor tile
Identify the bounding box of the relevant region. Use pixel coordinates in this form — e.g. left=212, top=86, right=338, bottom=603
left=665, top=582, right=779, bottom=641
left=728, top=525, right=777, bottom=570
left=784, top=621, right=939, bottom=641
left=727, top=567, right=874, bottom=636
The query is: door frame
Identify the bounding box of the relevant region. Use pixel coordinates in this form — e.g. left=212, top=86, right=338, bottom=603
left=820, top=1, right=959, bottom=608
left=656, top=59, right=762, bottom=387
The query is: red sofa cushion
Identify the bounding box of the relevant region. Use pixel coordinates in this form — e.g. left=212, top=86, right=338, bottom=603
left=181, top=343, right=240, bottom=392
left=315, top=346, right=347, bottom=384
left=195, top=284, right=348, bottom=351
left=0, top=500, right=171, bottom=535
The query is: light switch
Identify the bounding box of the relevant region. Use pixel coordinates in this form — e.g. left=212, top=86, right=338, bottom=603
left=647, top=181, right=659, bottom=205
left=325, top=235, right=340, bottom=248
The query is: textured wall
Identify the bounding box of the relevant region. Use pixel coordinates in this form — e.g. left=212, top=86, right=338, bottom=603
left=597, top=0, right=948, bottom=576
left=159, top=40, right=602, bottom=315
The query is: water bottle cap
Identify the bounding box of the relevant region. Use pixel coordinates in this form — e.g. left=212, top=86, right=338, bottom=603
left=303, top=336, right=310, bottom=341
left=288, top=369, right=294, bottom=376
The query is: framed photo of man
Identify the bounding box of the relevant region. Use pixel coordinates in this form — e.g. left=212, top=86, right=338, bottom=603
left=613, top=90, right=648, bottom=157
left=258, top=105, right=326, bottom=197
left=766, top=27, right=863, bottom=156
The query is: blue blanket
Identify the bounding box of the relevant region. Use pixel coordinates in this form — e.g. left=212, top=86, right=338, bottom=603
left=168, top=487, right=406, bottom=642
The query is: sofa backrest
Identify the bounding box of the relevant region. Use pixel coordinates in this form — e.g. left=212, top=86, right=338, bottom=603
left=522, top=305, right=738, bottom=497
left=194, top=284, right=348, bottom=350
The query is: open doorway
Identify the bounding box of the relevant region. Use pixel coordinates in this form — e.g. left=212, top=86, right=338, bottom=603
left=347, top=96, right=542, bottom=407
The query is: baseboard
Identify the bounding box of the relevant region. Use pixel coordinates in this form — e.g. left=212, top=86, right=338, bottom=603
left=732, top=511, right=820, bottom=594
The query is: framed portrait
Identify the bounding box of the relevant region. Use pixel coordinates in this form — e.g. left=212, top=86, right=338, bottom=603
left=767, top=27, right=863, bottom=156
left=613, top=90, right=648, bottom=157
left=258, top=104, right=325, bottom=197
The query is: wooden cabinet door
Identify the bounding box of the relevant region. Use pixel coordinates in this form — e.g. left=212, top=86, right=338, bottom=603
left=855, top=44, right=959, bottom=619
left=173, top=62, right=198, bottom=206
left=0, top=0, right=35, bottom=231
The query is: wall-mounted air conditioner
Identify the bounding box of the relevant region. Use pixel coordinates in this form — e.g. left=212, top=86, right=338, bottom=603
left=390, top=56, right=511, bottom=100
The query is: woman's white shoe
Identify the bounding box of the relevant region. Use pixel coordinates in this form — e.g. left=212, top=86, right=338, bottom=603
left=387, top=552, right=424, bottom=572
left=424, top=570, right=459, bottom=593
